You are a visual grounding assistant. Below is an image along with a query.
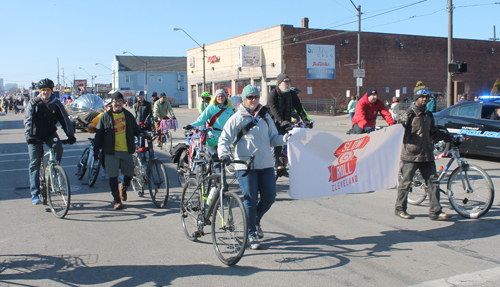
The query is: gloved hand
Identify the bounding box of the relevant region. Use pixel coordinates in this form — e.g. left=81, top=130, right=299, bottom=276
left=304, top=120, right=314, bottom=129
left=163, top=116, right=170, bottom=120
left=93, top=151, right=99, bottom=161
left=68, top=136, right=77, bottom=144
left=364, top=126, right=374, bottom=133
left=284, top=132, right=292, bottom=142
left=27, top=138, right=38, bottom=145
left=280, top=121, right=292, bottom=130
left=184, top=124, right=194, bottom=130
left=220, top=155, right=231, bottom=165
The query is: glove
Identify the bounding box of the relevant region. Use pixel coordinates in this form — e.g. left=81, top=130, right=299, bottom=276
left=280, top=121, right=292, bottom=130
left=68, top=136, right=77, bottom=144
left=163, top=116, right=170, bottom=120
left=364, top=126, right=374, bottom=133
left=220, top=155, right=231, bottom=165
left=284, top=132, right=291, bottom=142
left=184, top=124, right=194, bottom=130
left=93, top=151, right=99, bottom=161
left=27, top=138, right=38, bottom=145
left=304, top=120, right=314, bottom=129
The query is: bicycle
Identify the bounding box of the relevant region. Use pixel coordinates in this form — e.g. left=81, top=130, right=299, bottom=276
left=38, top=140, right=71, bottom=219
left=131, top=132, right=170, bottom=208
left=158, top=118, right=177, bottom=153
left=76, top=137, right=101, bottom=187
left=177, top=127, right=213, bottom=186
left=180, top=155, right=255, bottom=266
left=402, top=134, right=495, bottom=219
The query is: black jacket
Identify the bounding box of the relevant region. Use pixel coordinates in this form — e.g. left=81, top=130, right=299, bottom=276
left=134, top=100, right=152, bottom=123
left=267, top=88, right=307, bottom=131
left=400, top=103, right=446, bottom=162
left=94, top=109, right=140, bottom=155
left=24, top=95, right=74, bottom=142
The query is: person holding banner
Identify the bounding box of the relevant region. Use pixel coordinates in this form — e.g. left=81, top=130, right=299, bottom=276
left=348, top=88, right=396, bottom=134
left=218, top=85, right=287, bottom=250
left=395, top=89, right=451, bottom=221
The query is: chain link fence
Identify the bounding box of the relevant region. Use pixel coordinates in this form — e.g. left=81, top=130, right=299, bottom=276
left=301, top=99, right=336, bottom=115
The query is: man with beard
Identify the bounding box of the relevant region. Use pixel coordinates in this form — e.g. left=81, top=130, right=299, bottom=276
left=267, top=73, right=311, bottom=171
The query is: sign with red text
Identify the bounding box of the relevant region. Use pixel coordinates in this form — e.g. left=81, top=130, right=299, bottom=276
left=287, top=125, right=404, bottom=199
left=207, top=55, right=220, bottom=63
left=306, top=44, right=336, bottom=79
left=239, top=46, right=261, bottom=67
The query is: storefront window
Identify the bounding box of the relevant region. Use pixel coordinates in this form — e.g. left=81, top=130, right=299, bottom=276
left=236, top=80, right=251, bottom=95
left=254, top=79, right=262, bottom=92
left=216, top=81, right=231, bottom=96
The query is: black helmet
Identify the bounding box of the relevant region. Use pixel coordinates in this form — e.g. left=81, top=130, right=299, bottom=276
left=38, top=78, right=55, bottom=91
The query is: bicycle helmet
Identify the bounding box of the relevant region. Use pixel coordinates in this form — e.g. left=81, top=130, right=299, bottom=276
left=38, top=78, right=55, bottom=91
left=201, top=91, right=211, bottom=98
left=291, top=87, right=301, bottom=93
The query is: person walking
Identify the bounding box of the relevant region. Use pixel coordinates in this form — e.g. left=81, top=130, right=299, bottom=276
left=395, top=88, right=451, bottom=221
left=94, top=92, right=141, bottom=209
left=218, top=85, right=287, bottom=250
left=347, top=95, right=358, bottom=122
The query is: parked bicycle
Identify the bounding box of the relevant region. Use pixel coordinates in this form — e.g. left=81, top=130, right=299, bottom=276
left=39, top=140, right=71, bottom=218
left=158, top=118, right=177, bottom=153
left=177, top=127, right=214, bottom=186
left=131, top=132, right=170, bottom=208
left=403, top=134, right=495, bottom=219
left=181, top=155, right=255, bottom=265
left=76, top=137, right=101, bottom=187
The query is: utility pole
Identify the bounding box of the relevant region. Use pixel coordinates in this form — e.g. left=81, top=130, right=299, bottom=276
left=350, top=1, right=362, bottom=98
left=489, top=25, right=499, bottom=41
left=57, top=58, right=60, bottom=90
left=447, top=0, right=453, bottom=107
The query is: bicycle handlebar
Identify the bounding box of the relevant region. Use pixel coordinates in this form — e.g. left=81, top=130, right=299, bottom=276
left=214, top=155, right=255, bottom=177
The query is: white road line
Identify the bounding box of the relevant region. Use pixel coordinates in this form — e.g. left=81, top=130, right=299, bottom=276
left=0, top=148, right=85, bottom=157
left=0, top=165, right=77, bottom=173
left=409, top=266, right=500, bottom=287
left=1, top=155, right=81, bottom=162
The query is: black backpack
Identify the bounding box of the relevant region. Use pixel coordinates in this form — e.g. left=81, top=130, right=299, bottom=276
left=169, top=143, right=189, bottom=163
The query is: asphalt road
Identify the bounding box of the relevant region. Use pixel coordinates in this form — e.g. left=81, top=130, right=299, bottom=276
left=1, top=107, right=499, bottom=286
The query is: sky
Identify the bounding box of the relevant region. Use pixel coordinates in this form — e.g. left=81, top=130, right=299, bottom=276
left=1, top=0, right=498, bottom=89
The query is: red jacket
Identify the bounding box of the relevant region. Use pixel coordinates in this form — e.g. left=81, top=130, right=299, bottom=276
left=352, top=93, right=395, bottom=129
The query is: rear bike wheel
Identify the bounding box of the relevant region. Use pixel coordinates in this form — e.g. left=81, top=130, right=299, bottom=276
left=132, top=155, right=145, bottom=196
left=148, top=160, right=169, bottom=208
left=177, top=150, right=190, bottom=186
left=87, top=156, right=101, bottom=187
left=76, top=148, right=89, bottom=180
left=180, top=178, right=203, bottom=241
left=447, top=165, right=494, bottom=219
left=39, top=166, right=48, bottom=204
left=407, top=170, right=427, bottom=205
left=47, top=165, right=71, bottom=218
left=211, top=191, right=248, bottom=266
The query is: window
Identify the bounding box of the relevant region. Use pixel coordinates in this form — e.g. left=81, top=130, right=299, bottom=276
left=180, top=75, right=185, bottom=82
left=125, top=75, right=130, bottom=83
left=481, top=104, right=500, bottom=120
left=158, top=75, right=162, bottom=83
left=236, top=80, right=251, bottom=95
left=150, top=75, right=155, bottom=83
left=450, top=104, right=478, bottom=118
left=402, top=87, right=407, bottom=94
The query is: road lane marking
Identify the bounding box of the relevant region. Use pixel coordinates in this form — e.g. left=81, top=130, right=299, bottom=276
left=0, top=148, right=85, bottom=157
left=410, top=266, right=500, bottom=287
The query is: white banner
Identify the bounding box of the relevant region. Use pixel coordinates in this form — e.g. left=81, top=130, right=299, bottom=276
left=288, top=125, right=404, bottom=199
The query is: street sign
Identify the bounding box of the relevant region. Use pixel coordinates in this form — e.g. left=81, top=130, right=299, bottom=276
left=353, top=69, right=365, bottom=78
left=356, top=78, right=363, bottom=87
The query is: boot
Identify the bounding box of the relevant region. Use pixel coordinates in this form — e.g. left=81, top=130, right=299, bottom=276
left=119, top=183, right=128, bottom=201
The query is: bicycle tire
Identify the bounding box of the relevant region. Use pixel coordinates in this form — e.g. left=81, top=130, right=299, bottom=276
left=148, top=160, right=169, bottom=208
left=39, top=166, right=48, bottom=205
left=211, top=191, right=248, bottom=266
left=131, top=176, right=144, bottom=197
left=180, top=178, right=203, bottom=241
left=447, top=164, right=495, bottom=219
left=177, top=149, right=190, bottom=186
left=76, top=148, right=89, bottom=180
left=195, top=152, right=211, bottom=182
left=407, top=170, right=427, bottom=205
left=87, top=156, right=101, bottom=187
left=165, top=131, right=173, bottom=154
left=47, top=165, right=71, bottom=219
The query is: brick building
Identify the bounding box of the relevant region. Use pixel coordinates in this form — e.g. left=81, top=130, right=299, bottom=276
left=186, top=20, right=500, bottom=109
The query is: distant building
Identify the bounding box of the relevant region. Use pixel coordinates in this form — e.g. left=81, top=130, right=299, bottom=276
left=113, top=56, right=187, bottom=104
left=4, top=83, right=18, bottom=91
left=0, top=78, right=3, bottom=91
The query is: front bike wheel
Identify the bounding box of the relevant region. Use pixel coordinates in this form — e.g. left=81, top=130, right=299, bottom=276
left=407, top=170, right=427, bottom=205
left=180, top=178, right=203, bottom=241
left=211, top=191, right=248, bottom=266
left=47, top=165, right=71, bottom=219
left=447, top=165, right=494, bottom=219
left=177, top=150, right=190, bottom=186
left=164, top=131, right=173, bottom=154
left=39, top=166, right=48, bottom=205
left=87, top=156, right=101, bottom=187
left=76, top=148, right=89, bottom=180
left=148, top=160, right=169, bottom=208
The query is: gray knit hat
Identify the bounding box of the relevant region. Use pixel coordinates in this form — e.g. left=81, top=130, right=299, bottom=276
left=276, top=73, right=290, bottom=85
left=215, top=89, right=226, bottom=97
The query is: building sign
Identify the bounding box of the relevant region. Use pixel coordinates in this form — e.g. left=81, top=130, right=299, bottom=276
left=306, top=44, right=336, bottom=80
left=96, top=84, right=111, bottom=93
left=207, top=55, right=220, bottom=63
left=239, top=46, right=261, bottom=67
left=74, top=79, right=87, bottom=87
left=189, top=57, right=195, bottom=68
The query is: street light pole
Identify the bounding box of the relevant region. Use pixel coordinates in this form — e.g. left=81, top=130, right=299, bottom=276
left=447, top=0, right=454, bottom=107
left=95, top=62, right=114, bottom=91
left=350, top=1, right=362, bottom=98
left=79, top=67, right=96, bottom=93
left=123, top=51, right=148, bottom=97
left=173, top=27, right=206, bottom=92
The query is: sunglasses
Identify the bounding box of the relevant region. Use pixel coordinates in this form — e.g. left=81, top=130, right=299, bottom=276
left=246, top=95, right=260, bottom=100
left=283, top=80, right=291, bottom=83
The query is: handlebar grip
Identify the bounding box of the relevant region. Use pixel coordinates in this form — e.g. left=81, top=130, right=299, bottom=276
left=236, top=155, right=255, bottom=177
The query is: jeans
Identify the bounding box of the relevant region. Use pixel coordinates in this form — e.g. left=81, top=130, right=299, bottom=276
left=396, top=161, right=442, bottom=215
left=235, top=168, right=276, bottom=237
left=28, top=133, right=63, bottom=196
left=349, top=112, right=355, bottom=122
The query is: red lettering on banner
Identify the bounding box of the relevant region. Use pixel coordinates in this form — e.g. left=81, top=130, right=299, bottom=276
left=328, top=136, right=369, bottom=191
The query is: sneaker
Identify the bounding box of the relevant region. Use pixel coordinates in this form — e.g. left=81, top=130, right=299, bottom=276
left=430, top=212, right=451, bottom=221
left=248, top=236, right=261, bottom=250
left=31, top=195, right=42, bottom=205
left=119, top=184, right=128, bottom=201
left=256, top=225, right=264, bottom=239
left=395, top=211, right=413, bottom=219
left=113, top=200, right=123, bottom=210
left=101, top=170, right=108, bottom=179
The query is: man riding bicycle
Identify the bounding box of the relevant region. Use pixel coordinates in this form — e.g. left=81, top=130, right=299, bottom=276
left=348, top=88, right=396, bottom=134
left=24, top=78, right=76, bottom=205
left=153, top=93, right=176, bottom=147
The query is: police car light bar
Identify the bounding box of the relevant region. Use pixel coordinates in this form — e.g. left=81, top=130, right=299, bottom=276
left=478, top=95, right=500, bottom=100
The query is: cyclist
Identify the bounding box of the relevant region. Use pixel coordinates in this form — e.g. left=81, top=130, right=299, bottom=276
left=184, top=89, right=235, bottom=174
left=153, top=93, right=176, bottom=147
left=133, top=91, right=152, bottom=131
left=218, top=85, right=288, bottom=250
left=209, top=90, right=233, bottom=110
left=290, top=87, right=313, bottom=126
left=396, top=89, right=451, bottom=221
left=86, top=99, right=112, bottom=179
left=268, top=74, right=311, bottom=171
left=348, top=88, right=396, bottom=134
left=24, top=78, right=76, bottom=205
left=150, top=91, right=159, bottom=106
left=199, top=91, right=211, bottom=115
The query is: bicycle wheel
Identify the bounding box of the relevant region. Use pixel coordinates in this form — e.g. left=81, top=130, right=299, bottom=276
left=47, top=165, right=71, bottom=219
left=87, top=155, right=101, bottom=187
left=39, top=166, right=48, bottom=205
left=148, top=160, right=169, bottom=208
left=195, top=152, right=211, bottom=182
left=131, top=176, right=144, bottom=197
left=447, top=165, right=495, bottom=219
left=211, top=191, right=248, bottom=266
left=407, top=170, right=427, bottom=205
left=76, top=148, right=89, bottom=180
left=177, top=150, right=190, bottom=186
left=164, top=131, right=173, bottom=154
left=180, top=178, right=203, bottom=241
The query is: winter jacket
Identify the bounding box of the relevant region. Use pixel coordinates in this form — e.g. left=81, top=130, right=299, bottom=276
left=191, top=103, right=235, bottom=143
left=267, top=88, right=307, bottom=127
left=134, top=100, right=152, bottom=124
left=426, top=97, right=437, bottom=113
left=351, top=93, right=396, bottom=129
left=94, top=109, right=140, bottom=155
left=153, top=100, right=175, bottom=119
left=400, top=102, right=445, bottom=162
left=218, top=104, right=285, bottom=171
left=347, top=99, right=358, bottom=113
left=24, top=95, right=74, bottom=142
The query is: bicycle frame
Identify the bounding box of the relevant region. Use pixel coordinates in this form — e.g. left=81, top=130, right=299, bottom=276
left=435, top=138, right=473, bottom=192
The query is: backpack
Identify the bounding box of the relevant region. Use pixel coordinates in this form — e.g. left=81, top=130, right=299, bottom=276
left=169, top=143, right=189, bottom=163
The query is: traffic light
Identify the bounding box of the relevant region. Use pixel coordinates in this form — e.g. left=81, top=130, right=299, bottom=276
left=448, top=62, right=467, bottom=74
left=458, top=62, right=467, bottom=73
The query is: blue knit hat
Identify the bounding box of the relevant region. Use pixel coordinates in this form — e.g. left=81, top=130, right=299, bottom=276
left=241, top=85, right=260, bottom=101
